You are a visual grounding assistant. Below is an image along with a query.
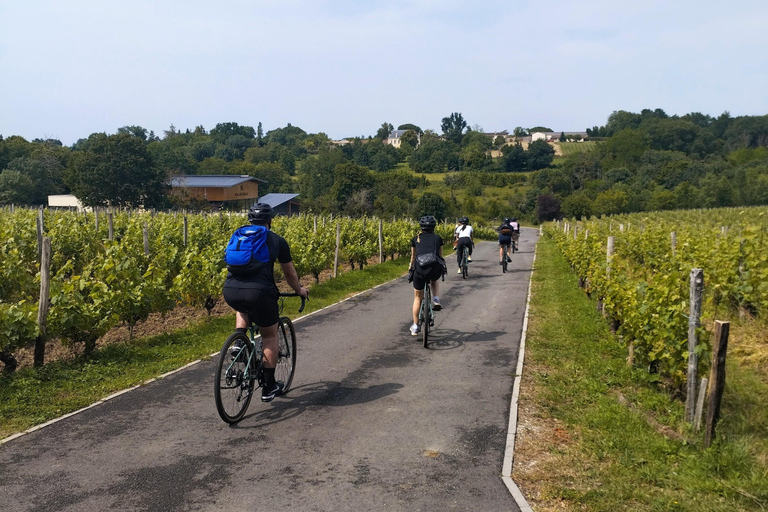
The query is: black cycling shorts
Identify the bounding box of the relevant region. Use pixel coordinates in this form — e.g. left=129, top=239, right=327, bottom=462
left=223, top=287, right=280, bottom=327
left=498, top=235, right=512, bottom=246
left=413, top=266, right=443, bottom=290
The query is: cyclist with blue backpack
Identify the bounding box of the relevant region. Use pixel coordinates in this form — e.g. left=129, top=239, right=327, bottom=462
left=222, top=203, right=309, bottom=402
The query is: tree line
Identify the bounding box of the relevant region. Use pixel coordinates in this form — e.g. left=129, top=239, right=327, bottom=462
left=531, top=109, right=768, bottom=222
left=3, top=109, right=768, bottom=223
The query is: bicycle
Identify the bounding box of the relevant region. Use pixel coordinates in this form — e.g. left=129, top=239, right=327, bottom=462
left=418, top=281, right=435, bottom=349
left=459, top=245, right=469, bottom=279
left=512, top=231, right=520, bottom=253
left=502, top=244, right=509, bottom=273
left=214, top=292, right=306, bottom=424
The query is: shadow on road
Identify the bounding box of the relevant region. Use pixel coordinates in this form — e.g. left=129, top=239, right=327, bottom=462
left=234, top=381, right=403, bottom=428
left=418, top=327, right=508, bottom=350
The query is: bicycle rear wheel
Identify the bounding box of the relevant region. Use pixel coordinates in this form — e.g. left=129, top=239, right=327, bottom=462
left=503, top=247, right=508, bottom=273
left=276, top=317, right=297, bottom=393
left=422, top=286, right=431, bottom=348
left=462, top=248, right=468, bottom=279
left=214, top=332, right=255, bottom=424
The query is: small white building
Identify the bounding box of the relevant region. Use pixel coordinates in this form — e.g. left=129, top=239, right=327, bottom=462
left=48, top=194, right=88, bottom=211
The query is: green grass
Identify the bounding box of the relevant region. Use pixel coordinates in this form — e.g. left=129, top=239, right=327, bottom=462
left=517, top=238, right=768, bottom=511
left=0, top=257, right=411, bottom=439
left=559, top=141, right=598, bottom=155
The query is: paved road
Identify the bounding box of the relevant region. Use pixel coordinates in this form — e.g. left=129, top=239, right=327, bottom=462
left=1, top=229, right=538, bottom=512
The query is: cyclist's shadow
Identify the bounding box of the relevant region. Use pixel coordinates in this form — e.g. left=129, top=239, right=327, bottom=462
left=419, top=327, right=507, bottom=350
left=237, top=381, right=403, bottom=428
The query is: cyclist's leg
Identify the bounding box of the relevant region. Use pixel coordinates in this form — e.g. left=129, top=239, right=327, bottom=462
left=259, top=323, right=279, bottom=368
left=412, top=287, right=423, bottom=326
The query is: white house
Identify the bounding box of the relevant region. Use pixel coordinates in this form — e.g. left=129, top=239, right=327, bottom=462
left=48, top=194, right=88, bottom=211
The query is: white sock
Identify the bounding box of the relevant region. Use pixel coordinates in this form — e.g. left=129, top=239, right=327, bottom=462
left=433, top=296, right=440, bottom=302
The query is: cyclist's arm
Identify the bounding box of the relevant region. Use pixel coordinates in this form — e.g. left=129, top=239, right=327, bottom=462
left=280, top=261, right=308, bottom=298
left=409, top=247, right=416, bottom=269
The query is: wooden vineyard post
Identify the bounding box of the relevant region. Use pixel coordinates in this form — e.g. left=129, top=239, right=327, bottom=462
left=313, top=215, right=317, bottom=234
left=333, top=222, right=340, bottom=278
left=183, top=216, right=188, bottom=247
left=108, top=211, right=114, bottom=241
left=378, top=219, right=383, bottom=264
left=705, top=321, right=729, bottom=447
left=539, top=225, right=542, bottom=235
left=573, top=224, right=578, bottom=240
left=606, top=236, right=614, bottom=279
left=95, top=209, right=100, bottom=234
left=143, top=222, right=150, bottom=256
left=685, top=268, right=704, bottom=423
left=671, top=231, right=677, bottom=256
left=34, top=237, right=51, bottom=367
left=36, top=207, right=44, bottom=261
left=694, top=377, right=708, bottom=432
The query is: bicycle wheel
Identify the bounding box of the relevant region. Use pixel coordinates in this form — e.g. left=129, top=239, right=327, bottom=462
left=422, top=286, right=431, bottom=348
left=214, top=332, right=255, bottom=424
left=276, top=317, right=297, bottom=393
left=503, top=247, right=508, bottom=273
left=462, top=248, right=468, bottom=279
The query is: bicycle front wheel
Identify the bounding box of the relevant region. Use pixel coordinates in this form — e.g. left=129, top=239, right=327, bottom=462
left=276, top=317, right=297, bottom=393
left=503, top=248, right=508, bottom=273
left=214, top=332, right=255, bottom=424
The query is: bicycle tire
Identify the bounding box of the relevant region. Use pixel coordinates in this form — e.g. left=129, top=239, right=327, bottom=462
left=462, top=247, right=468, bottom=279
left=503, top=247, right=508, bottom=273
left=214, top=332, right=255, bottom=424
left=276, top=317, right=297, bottom=393
left=422, top=286, right=431, bottom=348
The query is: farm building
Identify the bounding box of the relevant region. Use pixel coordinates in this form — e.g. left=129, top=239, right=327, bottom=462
left=168, top=175, right=266, bottom=211
left=258, top=193, right=301, bottom=216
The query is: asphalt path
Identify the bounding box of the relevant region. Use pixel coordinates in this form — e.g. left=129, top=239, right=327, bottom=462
left=1, top=228, right=538, bottom=512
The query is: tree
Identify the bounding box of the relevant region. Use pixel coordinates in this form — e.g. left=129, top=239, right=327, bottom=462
left=210, top=122, right=256, bottom=144
left=376, top=122, right=394, bottom=140
left=397, top=123, right=423, bottom=135
left=559, top=131, right=566, bottom=142
left=117, top=125, right=148, bottom=141
left=400, top=129, right=420, bottom=149
left=526, top=139, right=555, bottom=170
left=528, top=126, right=553, bottom=133
left=513, top=127, right=528, bottom=138
left=441, top=112, right=467, bottom=144
left=65, top=133, right=167, bottom=208
left=331, top=163, right=374, bottom=210
left=0, top=170, right=35, bottom=204
left=561, top=193, right=593, bottom=220
left=535, top=194, right=561, bottom=222
left=415, top=192, right=449, bottom=221
left=501, top=142, right=527, bottom=172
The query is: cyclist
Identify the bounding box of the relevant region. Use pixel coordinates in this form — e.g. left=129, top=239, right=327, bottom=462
left=408, top=215, right=446, bottom=336
left=497, top=217, right=516, bottom=265
left=222, top=203, right=309, bottom=402
left=454, top=216, right=474, bottom=273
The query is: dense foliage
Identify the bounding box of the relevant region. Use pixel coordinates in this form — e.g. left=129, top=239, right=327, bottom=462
left=547, top=206, right=768, bottom=389
left=0, top=208, right=451, bottom=368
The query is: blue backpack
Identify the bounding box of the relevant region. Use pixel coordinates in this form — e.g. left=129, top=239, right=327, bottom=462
left=224, top=225, right=270, bottom=275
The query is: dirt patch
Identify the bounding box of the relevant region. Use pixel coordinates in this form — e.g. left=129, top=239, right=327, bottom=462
left=513, top=361, right=584, bottom=511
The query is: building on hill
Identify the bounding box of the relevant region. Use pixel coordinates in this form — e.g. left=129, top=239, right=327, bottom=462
left=531, top=131, right=589, bottom=142
left=168, top=175, right=266, bottom=211
left=385, top=129, right=408, bottom=148
left=258, top=193, right=301, bottom=216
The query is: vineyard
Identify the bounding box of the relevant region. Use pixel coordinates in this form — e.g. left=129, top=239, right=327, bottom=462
left=546, top=207, right=768, bottom=390
left=0, top=208, right=467, bottom=369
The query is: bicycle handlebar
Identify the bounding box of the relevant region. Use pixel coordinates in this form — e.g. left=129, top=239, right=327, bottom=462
left=279, top=292, right=308, bottom=313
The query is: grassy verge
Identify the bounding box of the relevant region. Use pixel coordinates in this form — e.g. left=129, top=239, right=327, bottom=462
left=515, top=238, right=768, bottom=511
left=0, top=257, right=411, bottom=439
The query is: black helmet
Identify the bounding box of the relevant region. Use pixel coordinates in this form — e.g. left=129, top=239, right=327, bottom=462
left=459, top=216, right=469, bottom=224
left=419, top=215, right=436, bottom=231
left=503, top=217, right=511, bottom=223
left=248, top=203, right=274, bottom=224
left=511, top=217, right=517, bottom=222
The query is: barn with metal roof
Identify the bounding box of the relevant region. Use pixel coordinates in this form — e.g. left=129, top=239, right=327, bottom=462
left=258, top=193, right=301, bottom=216
left=168, top=175, right=267, bottom=210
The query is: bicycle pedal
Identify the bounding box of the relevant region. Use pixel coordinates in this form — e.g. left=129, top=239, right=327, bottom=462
left=429, top=320, right=434, bottom=327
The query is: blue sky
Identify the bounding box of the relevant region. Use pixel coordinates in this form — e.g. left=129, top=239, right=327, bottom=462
left=1, top=0, right=767, bottom=145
